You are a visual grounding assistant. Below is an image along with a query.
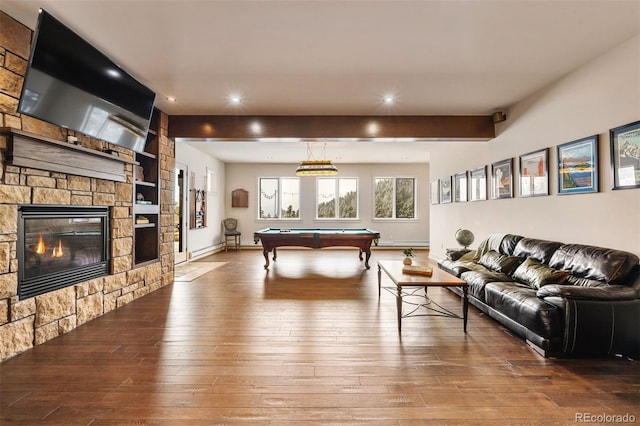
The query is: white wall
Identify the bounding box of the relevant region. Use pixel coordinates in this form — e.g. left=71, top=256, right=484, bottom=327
left=225, top=163, right=430, bottom=247
left=430, top=35, right=640, bottom=259
left=175, top=142, right=226, bottom=258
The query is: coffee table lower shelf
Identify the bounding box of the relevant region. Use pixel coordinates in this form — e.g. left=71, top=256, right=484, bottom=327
left=377, top=260, right=468, bottom=332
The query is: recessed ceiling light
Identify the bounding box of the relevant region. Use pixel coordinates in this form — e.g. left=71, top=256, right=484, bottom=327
left=229, top=95, right=243, bottom=105
left=382, top=95, right=395, bottom=105
left=166, top=96, right=177, bottom=102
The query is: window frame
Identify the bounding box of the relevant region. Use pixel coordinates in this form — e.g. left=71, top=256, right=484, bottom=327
left=257, top=177, right=301, bottom=220
left=373, top=176, right=417, bottom=220
left=315, top=176, right=359, bottom=220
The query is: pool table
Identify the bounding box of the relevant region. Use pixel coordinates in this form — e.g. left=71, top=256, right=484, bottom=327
left=253, top=228, right=380, bottom=269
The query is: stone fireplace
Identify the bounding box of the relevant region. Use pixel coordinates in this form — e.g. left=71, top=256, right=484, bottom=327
left=18, top=205, right=110, bottom=299
left=0, top=10, right=175, bottom=362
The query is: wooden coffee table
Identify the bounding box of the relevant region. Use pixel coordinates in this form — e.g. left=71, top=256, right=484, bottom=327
left=377, top=260, right=469, bottom=331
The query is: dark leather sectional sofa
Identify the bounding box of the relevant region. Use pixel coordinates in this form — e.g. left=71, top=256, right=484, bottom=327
left=438, top=234, right=640, bottom=358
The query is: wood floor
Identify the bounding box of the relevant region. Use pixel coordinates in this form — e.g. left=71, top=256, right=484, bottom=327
left=1, top=249, right=638, bottom=425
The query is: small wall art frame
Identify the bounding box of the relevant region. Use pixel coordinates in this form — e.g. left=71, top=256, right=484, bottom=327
left=469, top=165, right=487, bottom=201
left=609, top=120, right=640, bottom=190
left=491, top=158, right=513, bottom=199
left=440, top=176, right=452, bottom=204
left=557, top=135, right=599, bottom=195
left=519, top=148, right=549, bottom=197
left=454, top=171, right=468, bottom=202
left=430, top=180, right=440, bottom=205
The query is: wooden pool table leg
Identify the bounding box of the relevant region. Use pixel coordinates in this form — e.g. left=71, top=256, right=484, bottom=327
left=263, top=248, right=278, bottom=269
left=364, top=249, right=372, bottom=269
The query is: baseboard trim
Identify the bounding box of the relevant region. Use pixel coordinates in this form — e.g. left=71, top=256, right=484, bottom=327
left=190, top=244, right=224, bottom=260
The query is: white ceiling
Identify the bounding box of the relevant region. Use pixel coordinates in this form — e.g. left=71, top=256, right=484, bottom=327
left=3, top=0, right=639, bottom=164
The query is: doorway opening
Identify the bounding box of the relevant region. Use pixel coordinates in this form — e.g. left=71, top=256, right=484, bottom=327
left=174, top=164, right=188, bottom=264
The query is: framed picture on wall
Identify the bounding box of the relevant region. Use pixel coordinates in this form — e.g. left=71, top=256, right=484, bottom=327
left=557, top=135, right=599, bottom=194
left=469, top=165, right=487, bottom=201
left=440, top=176, right=452, bottom=204
left=519, top=148, right=549, bottom=197
left=454, top=171, right=468, bottom=202
left=430, top=180, right=440, bottom=205
left=491, top=158, right=513, bottom=199
left=609, top=120, right=640, bottom=190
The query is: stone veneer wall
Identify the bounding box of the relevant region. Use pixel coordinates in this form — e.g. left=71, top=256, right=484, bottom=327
left=0, top=11, right=175, bottom=361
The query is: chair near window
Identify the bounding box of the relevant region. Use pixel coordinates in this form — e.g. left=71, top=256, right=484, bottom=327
left=222, top=218, right=241, bottom=252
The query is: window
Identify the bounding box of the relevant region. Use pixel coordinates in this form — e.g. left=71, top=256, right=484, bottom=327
left=316, top=177, right=358, bottom=219
left=374, top=177, right=415, bottom=219
left=259, top=177, right=300, bottom=219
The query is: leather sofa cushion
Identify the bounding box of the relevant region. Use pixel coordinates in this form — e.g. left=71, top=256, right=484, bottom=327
left=485, top=282, right=562, bottom=339
left=457, top=261, right=492, bottom=273
left=513, top=238, right=563, bottom=264
left=566, top=275, right=608, bottom=288
left=438, top=259, right=463, bottom=277
left=537, top=284, right=638, bottom=301
left=500, top=234, right=524, bottom=256
left=460, top=270, right=512, bottom=301
left=438, top=259, right=490, bottom=277
left=549, top=244, right=640, bottom=284
left=478, top=250, right=523, bottom=275
left=438, top=260, right=456, bottom=276
left=512, top=258, right=569, bottom=289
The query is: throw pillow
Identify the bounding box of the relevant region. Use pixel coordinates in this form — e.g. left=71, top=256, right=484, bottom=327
left=479, top=250, right=523, bottom=275
left=512, top=257, right=569, bottom=289
left=478, top=250, right=501, bottom=270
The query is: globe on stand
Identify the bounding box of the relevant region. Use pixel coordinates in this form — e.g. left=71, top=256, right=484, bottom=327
left=455, top=229, right=474, bottom=249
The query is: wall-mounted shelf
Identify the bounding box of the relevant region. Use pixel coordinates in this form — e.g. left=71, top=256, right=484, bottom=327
left=134, top=204, right=160, bottom=215
left=136, top=150, right=157, bottom=160
left=0, top=127, right=137, bottom=182
left=134, top=223, right=156, bottom=229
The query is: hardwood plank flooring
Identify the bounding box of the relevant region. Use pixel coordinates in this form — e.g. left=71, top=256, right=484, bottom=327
left=1, top=249, right=638, bottom=425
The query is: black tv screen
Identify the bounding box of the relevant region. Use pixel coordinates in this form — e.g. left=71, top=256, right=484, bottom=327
left=18, top=9, right=155, bottom=153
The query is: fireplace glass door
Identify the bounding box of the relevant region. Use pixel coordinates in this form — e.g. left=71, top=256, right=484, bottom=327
left=18, top=206, right=110, bottom=299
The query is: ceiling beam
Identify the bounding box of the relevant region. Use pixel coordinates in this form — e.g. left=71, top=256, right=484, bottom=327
left=168, top=115, right=495, bottom=140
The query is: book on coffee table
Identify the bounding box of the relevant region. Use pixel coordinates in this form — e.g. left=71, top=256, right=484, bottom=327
left=402, top=265, right=433, bottom=276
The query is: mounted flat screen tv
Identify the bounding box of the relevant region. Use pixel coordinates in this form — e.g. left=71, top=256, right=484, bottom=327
left=18, top=9, right=155, bottom=153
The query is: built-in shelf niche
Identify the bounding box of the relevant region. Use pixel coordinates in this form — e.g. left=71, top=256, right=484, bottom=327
left=133, top=109, right=161, bottom=266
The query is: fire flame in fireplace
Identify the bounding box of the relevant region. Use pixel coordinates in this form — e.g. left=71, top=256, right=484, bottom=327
left=35, top=233, right=46, bottom=254
left=51, top=239, right=64, bottom=258
left=34, top=234, right=64, bottom=258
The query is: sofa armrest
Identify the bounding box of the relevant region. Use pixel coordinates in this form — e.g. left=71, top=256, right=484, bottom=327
left=537, top=284, right=638, bottom=301
left=446, top=248, right=472, bottom=261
